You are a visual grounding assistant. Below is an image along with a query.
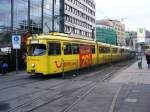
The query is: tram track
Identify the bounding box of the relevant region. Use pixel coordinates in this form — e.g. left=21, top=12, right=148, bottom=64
left=0, top=75, right=29, bottom=84
left=74, top=59, right=136, bottom=82
left=0, top=59, right=134, bottom=92
left=0, top=79, right=68, bottom=102
left=6, top=81, right=95, bottom=112
left=0, top=78, right=43, bottom=91
left=7, top=61, right=130, bottom=112
left=0, top=59, right=136, bottom=112
left=61, top=71, right=121, bottom=112
left=59, top=60, right=135, bottom=112
left=0, top=73, right=68, bottom=91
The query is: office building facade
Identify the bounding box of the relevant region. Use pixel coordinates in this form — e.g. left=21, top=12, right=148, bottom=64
left=0, top=0, right=61, bottom=34
left=99, top=19, right=126, bottom=46
left=96, top=21, right=117, bottom=45
left=127, top=30, right=150, bottom=50
left=0, top=0, right=95, bottom=39
left=63, top=0, right=96, bottom=38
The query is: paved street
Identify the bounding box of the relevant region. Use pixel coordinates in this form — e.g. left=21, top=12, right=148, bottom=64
left=0, top=59, right=150, bottom=112
left=110, top=57, right=150, bottom=112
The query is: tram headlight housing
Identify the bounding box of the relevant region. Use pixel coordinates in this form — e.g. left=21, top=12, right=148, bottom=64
left=31, top=64, right=35, bottom=68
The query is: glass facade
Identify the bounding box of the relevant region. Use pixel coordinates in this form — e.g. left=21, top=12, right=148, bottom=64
left=30, top=0, right=42, bottom=33
left=0, top=0, right=11, bottom=32
left=13, top=0, right=28, bottom=30
left=0, top=0, right=61, bottom=34
left=96, top=26, right=117, bottom=45
left=43, top=0, right=60, bottom=32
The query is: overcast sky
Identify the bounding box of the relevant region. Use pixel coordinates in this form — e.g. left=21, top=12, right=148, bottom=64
left=95, top=0, right=150, bottom=31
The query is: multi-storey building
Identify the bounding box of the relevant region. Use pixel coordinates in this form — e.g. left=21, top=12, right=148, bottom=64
left=127, top=30, right=150, bottom=50
left=99, top=19, right=126, bottom=46
left=0, top=0, right=95, bottom=40
left=109, top=20, right=126, bottom=46
left=0, top=0, right=61, bottom=33
left=62, top=0, right=96, bottom=38
left=96, top=20, right=117, bottom=45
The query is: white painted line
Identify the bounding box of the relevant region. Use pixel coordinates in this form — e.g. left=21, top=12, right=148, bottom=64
left=125, top=98, right=137, bottom=103
left=109, top=85, right=122, bottom=112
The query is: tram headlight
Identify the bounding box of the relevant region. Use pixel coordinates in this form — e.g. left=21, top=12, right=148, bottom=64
left=31, top=64, right=35, bottom=68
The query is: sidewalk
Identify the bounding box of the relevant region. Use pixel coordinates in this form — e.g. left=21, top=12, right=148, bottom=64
left=110, top=57, right=150, bottom=84
left=109, top=58, right=150, bottom=112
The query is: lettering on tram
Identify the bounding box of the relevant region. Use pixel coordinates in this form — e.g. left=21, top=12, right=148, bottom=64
left=80, top=45, right=92, bottom=67
left=48, top=42, right=62, bottom=69
left=49, top=42, right=77, bottom=69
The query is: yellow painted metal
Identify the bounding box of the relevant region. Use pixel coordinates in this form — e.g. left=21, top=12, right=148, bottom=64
left=26, top=33, right=129, bottom=75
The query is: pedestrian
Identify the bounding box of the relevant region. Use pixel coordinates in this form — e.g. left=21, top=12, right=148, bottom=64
left=145, top=49, right=150, bottom=69
left=2, top=61, right=8, bottom=75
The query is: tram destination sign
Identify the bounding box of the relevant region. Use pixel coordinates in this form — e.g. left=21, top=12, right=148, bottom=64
left=12, top=35, right=21, bottom=49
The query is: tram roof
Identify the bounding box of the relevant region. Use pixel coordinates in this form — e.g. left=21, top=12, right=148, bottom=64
left=28, top=32, right=96, bottom=44
left=111, top=45, right=122, bottom=48
left=97, top=42, right=110, bottom=46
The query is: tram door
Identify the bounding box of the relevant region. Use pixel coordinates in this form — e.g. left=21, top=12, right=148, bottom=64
left=48, top=41, right=62, bottom=73
left=98, top=46, right=104, bottom=64
left=103, top=47, right=111, bottom=63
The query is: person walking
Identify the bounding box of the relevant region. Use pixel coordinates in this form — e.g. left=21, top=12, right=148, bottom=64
left=2, top=61, right=8, bottom=75
left=145, top=49, right=150, bottom=69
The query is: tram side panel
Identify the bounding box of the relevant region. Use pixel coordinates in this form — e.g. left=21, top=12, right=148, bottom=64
left=103, top=47, right=111, bottom=63
left=62, top=42, right=80, bottom=72
left=91, top=45, right=97, bottom=66
left=47, top=41, right=63, bottom=74
left=98, top=45, right=104, bottom=64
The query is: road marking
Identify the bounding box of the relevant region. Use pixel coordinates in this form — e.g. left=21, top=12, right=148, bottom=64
left=132, top=90, right=140, bottom=93
left=125, top=98, right=137, bottom=103
left=109, top=85, right=122, bottom=112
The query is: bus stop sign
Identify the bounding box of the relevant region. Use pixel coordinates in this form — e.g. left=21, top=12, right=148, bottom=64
left=12, top=35, right=21, bottom=49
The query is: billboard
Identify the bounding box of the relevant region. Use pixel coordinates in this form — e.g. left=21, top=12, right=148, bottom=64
left=137, top=28, right=145, bottom=43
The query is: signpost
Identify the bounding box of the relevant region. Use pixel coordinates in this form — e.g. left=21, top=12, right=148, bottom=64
left=137, top=28, right=145, bottom=43
left=137, top=28, right=146, bottom=69
left=12, top=35, right=21, bottom=73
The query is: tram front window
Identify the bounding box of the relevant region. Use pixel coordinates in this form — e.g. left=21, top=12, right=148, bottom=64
left=28, top=44, right=46, bottom=56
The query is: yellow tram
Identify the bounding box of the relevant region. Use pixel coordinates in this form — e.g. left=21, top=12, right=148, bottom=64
left=26, top=33, right=131, bottom=75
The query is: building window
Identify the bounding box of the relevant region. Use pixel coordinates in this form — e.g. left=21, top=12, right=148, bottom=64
left=0, top=0, right=11, bottom=32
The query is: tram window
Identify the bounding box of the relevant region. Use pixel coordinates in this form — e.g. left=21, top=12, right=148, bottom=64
left=48, top=43, right=61, bottom=55
left=28, top=44, right=46, bottom=56
left=112, top=48, right=118, bottom=53
left=99, top=47, right=104, bottom=53
left=72, top=44, right=79, bottom=54
left=64, top=43, right=72, bottom=55
left=92, top=45, right=95, bottom=54
left=104, top=47, right=110, bottom=53
left=119, top=49, right=121, bottom=53
left=120, top=49, right=124, bottom=54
